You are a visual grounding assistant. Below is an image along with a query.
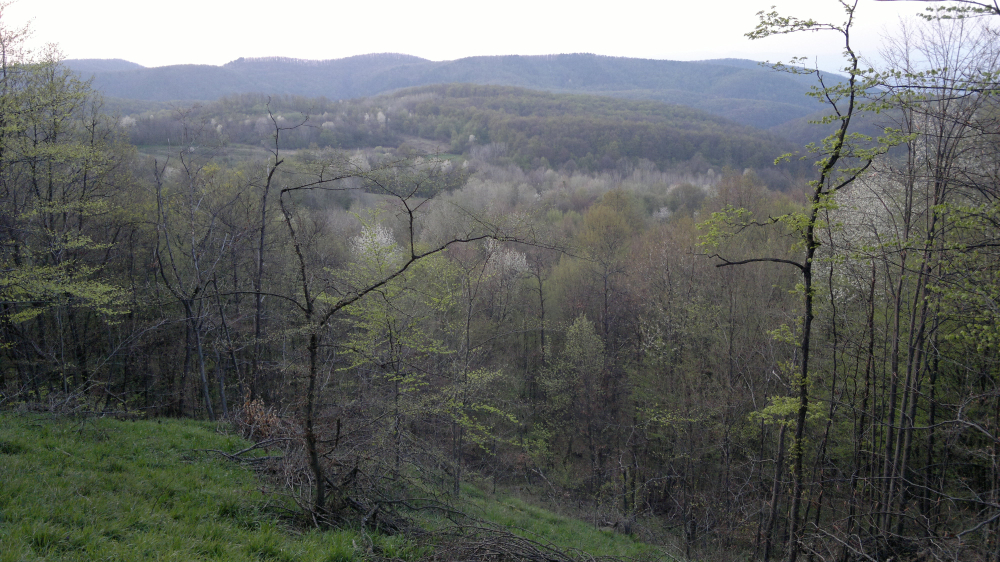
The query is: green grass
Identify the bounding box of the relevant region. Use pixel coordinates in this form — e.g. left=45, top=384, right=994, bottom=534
left=0, top=413, right=669, bottom=561
left=453, top=482, right=667, bottom=560
left=0, top=413, right=392, bottom=562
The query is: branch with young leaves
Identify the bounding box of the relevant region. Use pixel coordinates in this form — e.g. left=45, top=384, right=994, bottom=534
left=875, top=0, right=1000, bottom=19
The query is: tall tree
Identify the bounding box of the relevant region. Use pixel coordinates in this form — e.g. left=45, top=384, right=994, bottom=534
left=702, top=2, right=890, bottom=559
left=0, top=18, right=131, bottom=404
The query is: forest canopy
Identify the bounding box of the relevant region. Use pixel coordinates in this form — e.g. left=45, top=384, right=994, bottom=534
left=2, top=2, right=1000, bottom=562
left=119, top=84, right=805, bottom=183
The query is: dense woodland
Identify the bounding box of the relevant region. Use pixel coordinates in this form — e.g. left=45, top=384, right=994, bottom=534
left=3, top=2, right=1000, bottom=562
left=66, top=53, right=823, bottom=130
left=121, top=84, right=805, bottom=186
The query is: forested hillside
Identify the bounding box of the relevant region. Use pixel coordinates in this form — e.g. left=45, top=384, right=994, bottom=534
left=3, top=4, right=1000, bottom=562
left=121, top=84, right=804, bottom=185
left=65, top=53, right=828, bottom=130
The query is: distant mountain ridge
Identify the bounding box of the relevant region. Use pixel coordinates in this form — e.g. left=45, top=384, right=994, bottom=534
left=63, top=58, right=144, bottom=74
left=64, top=53, right=830, bottom=130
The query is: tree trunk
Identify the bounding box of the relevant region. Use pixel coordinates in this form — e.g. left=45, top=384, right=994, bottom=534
left=764, top=424, right=787, bottom=562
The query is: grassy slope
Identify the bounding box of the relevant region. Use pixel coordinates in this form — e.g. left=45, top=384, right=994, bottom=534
left=0, top=415, right=372, bottom=562
left=456, top=483, right=665, bottom=560
left=0, top=415, right=667, bottom=561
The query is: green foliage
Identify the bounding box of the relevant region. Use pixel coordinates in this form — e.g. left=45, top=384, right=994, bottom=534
left=930, top=201, right=1000, bottom=353
left=0, top=52, right=131, bottom=329
left=441, top=368, right=519, bottom=449
left=696, top=204, right=755, bottom=249
left=338, top=221, right=519, bottom=455
left=750, top=390, right=827, bottom=428
left=767, top=322, right=799, bottom=346
left=539, top=315, right=604, bottom=407
left=917, top=3, right=1000, bottom=20
left=534, top=314, right=610, bottom=472
left=562, top=314, right=606, bottom=371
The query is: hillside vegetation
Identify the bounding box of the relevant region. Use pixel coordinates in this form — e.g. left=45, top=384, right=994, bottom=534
left=0, top=414, right=662, bottom=561
left=123, top=85, right=804, bottom=184
left=66, top=53, right=831, bottom=130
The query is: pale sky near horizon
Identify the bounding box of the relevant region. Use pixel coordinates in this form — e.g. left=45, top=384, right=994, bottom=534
left=6, top=0, right=931, bottom=69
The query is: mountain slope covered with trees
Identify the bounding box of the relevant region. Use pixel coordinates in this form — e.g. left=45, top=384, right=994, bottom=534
left=121, top=84, right=805, bottom=184
left=65, top=53, right=830, bottom=130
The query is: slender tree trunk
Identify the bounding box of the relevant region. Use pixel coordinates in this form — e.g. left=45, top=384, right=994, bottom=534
left=847, top=261, right=878, bottom=547
left=765, top=424, right=787, bottom=562
left=304, top=330, right=325, bottom=514
left=215, top=348, right=228, bottom=418
left=180, top=323, right=191, bottom=416
left=188, top=306, right=215, bottom=422
left=213, top=278, right=238, bottom=417
left=922, top=331, right=938, bottom=532
left=880, top=261, right=907, bottom=531
left=253, top=171, right=270, bottom=399
left=785, top=209, right=818, bottom=562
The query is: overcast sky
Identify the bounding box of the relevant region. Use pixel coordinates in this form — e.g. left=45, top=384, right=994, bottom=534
left=7, top=0, right=927, bottom=69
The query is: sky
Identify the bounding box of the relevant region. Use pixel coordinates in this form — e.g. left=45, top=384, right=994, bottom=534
left=5, top=0, right=929, bottom=69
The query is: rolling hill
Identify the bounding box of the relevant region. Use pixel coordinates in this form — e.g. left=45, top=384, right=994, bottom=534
left=65, top=53, right=834, bottom=130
